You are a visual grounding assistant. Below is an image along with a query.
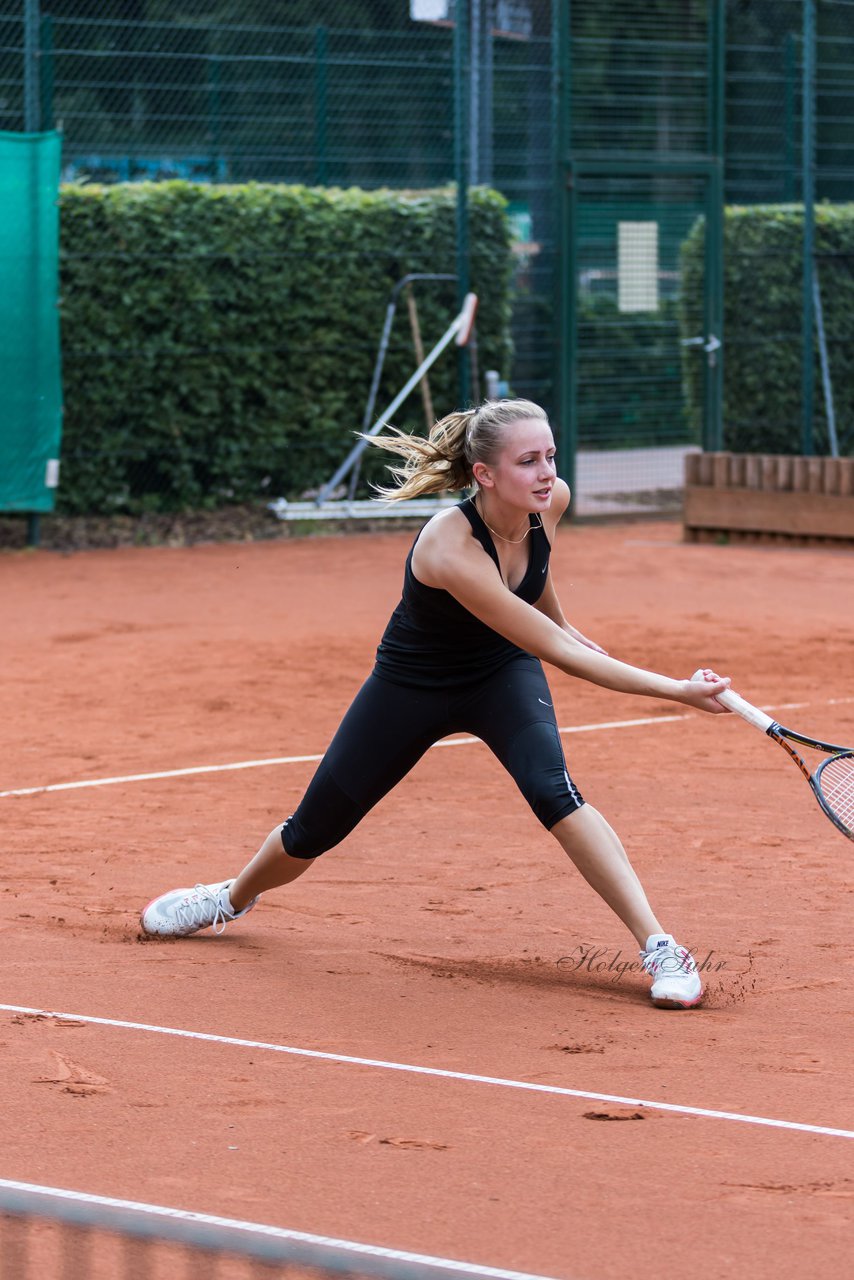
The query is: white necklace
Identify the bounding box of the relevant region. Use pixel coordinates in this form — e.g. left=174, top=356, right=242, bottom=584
left=475, top=495, right=540, bottom=544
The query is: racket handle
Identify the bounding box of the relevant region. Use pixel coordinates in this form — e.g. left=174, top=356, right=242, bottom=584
left=717, top=688, right=775, bottom=733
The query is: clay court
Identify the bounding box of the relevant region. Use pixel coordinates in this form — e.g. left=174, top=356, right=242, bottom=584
left=2, top=519, right=853, bottom=1278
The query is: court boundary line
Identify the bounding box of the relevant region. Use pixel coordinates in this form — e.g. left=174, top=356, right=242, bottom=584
left=0, top=715, right=688, bottom=798
left=3, top=1004, right=852, bottom=1141
left=3, top=697, right=851, bottom=800
left=0, top=1177, right=561, bottom=1280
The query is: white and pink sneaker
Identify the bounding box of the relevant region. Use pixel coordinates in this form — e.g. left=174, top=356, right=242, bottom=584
left=140, top=880, right=257, bottom=938
left=640, top=933, right=703, bottom=1008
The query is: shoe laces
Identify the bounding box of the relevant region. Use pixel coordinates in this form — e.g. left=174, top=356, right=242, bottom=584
left=176, top=884, right=233, bottom=935
left=640, top=942, right=696, bottom=978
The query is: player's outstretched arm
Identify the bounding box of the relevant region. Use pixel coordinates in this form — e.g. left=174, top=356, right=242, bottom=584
left=534, top=572, right=608, bottom=655
left=421, top=525, right=729, bottom=712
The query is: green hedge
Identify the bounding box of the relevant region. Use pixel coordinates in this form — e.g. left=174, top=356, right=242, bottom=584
left=680, top=203, right=854, bottom=455
left=58, top=182, right=513, bottom=514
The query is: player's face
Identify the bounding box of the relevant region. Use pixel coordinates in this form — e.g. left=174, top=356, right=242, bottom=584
left=489, top=419, right=557, bottom=512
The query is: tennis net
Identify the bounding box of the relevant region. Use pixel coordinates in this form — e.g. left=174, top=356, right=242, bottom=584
left=0, top=1180, right=555, bottom=1280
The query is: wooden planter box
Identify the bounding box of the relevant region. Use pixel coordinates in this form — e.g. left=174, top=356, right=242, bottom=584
left=683, top=452, right=854, bottom=546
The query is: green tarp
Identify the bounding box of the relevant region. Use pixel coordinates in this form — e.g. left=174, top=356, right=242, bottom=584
left=0, top=130, right=62, bottom=513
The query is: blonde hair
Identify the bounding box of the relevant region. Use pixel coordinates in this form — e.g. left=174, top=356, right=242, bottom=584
left=365, top=399, right=550, bottom=502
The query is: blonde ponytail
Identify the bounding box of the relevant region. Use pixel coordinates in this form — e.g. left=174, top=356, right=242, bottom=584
left=364, top=411, right=474, bottom=501
left=365, top=398, right=549, bottom=502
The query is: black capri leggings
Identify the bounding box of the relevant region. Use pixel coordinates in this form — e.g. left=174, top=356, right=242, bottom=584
left=282, top=654, right=584, bottom=859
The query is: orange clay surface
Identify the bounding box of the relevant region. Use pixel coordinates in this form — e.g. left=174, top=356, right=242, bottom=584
left=2, top=520, right=853, bottom=1279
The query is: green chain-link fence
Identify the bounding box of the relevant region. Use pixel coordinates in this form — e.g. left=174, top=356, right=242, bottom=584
left=555, top=0, right=721, bottom=512
left=727, top=0, right=854, bottom=204
left=0, top=2, right=560, bottom=522
left=1, top=1, right=852, bottom=526
left=724, top=0, right=854, bottom=461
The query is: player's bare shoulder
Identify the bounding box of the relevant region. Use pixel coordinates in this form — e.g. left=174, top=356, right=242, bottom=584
left=542, top=478, right=571, bottom=541
left=411, top=503, right=485, bottom=590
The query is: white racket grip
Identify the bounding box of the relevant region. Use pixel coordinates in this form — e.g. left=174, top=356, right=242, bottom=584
left=717, top=688, right=775, bottom=733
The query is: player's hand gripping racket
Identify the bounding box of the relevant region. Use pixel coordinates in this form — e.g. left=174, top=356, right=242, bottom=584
left=717, top=689, right=854, bottom=842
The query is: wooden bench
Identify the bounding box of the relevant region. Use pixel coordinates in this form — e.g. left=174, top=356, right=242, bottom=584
left=683, top=452, right=854, bottom=546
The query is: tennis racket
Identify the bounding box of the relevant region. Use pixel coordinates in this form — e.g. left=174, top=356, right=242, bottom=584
left=717, top=689, right=854, bottom=842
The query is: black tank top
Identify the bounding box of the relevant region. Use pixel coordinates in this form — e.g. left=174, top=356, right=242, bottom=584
left=373, top=496, right=551, bottom=689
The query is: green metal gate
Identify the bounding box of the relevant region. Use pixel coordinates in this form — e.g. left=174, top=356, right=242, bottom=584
left=560, top=160, right=723, bottom=508
left=552, top=0, right=725, bottom=513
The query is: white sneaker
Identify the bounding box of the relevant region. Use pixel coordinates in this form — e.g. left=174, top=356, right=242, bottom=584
left=640, top=933, right=703, bottom=1008
left=140, top=880, right=257, bottom=938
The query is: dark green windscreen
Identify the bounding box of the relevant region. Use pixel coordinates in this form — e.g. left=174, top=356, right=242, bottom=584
left=0, top=131, right=62, bottom=513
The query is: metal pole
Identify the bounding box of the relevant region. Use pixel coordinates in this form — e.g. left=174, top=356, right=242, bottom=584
left=454, top=0, right=470, bottom=405
left=207, top=56, right=222, bottom=180
left=39, top=13, right=54, bottom=130
left=24, top=0, right=41, bottom=131
left=801, top=0, right=816, bottom=456
left=314, top=27, right=328, bottom=185
left=552, top=0, right=575, bottom=498
left=812, top=265, right=839, bottom=457
left=345, top=273, right=456, bottom=500
left=316, top=297, right=477, bottom=505
left=25, top=0, right=42, bottom=547
left=783, top=33, right=796, bottom=201
left=470, top=0, right=480, bottom=186
left=481, top=0, right=494, bottom=186
left=703, top=0, right=725, bottom=452
left=405, top=283, right=435, bottom=429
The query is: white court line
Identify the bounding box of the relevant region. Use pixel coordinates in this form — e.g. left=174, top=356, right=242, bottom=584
left=3, top=1003, right=852, bottom=1141
left=0, top=1178, right=559, bottom=1280
left=0, top=715, right=684, bottom=798
left=3, top=697, right=851, bottom=800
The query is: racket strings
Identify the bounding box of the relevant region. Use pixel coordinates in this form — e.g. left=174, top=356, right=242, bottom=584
left=818, top=754, right=854, bottom=835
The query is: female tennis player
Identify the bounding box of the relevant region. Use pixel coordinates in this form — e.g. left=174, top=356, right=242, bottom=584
left=141, top=399, right=730, bottom=1009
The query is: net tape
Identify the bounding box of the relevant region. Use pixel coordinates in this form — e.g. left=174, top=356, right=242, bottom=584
left=0, top=1181, right=558, bottom=1280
